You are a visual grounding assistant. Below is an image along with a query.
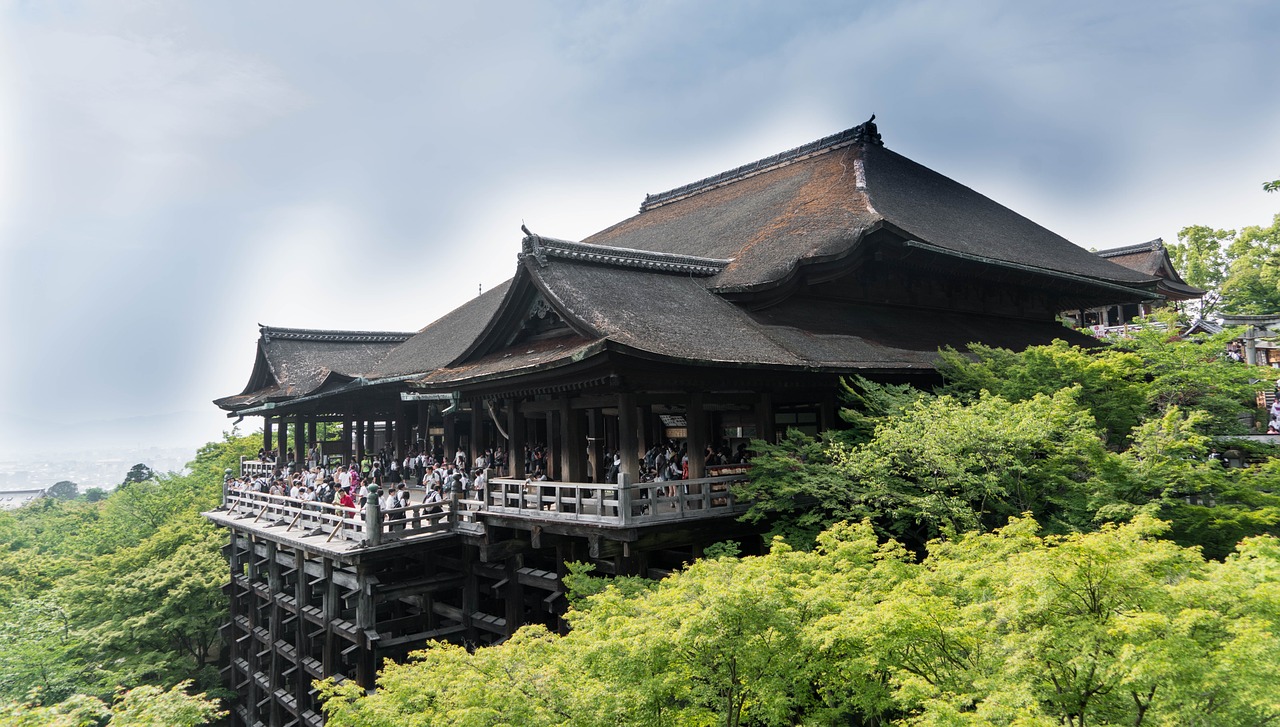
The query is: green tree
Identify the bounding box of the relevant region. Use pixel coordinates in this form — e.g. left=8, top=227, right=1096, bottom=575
left=0, top=681, right=221, bottom=727
left=45, top=482, right=77, bottom=501
left=1169, top=209, right=1280, bottom=315
left=82, top=488, right=106, bottom=503
left=318, top=518, right=1280, bottom=726
left=120, top=464, right=154, bottom=487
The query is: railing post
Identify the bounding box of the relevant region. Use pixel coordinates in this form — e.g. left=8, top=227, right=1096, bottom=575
left=365, top=484, right=382, bottom=546
left=618, top=473, right=632, bottom=526
left=448, top=491, right=460, bottom=530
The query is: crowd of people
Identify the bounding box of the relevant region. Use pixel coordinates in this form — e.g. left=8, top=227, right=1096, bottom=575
left=230, top=444, right=502, bottom=516
left=231, top=438, right=758, bottom=516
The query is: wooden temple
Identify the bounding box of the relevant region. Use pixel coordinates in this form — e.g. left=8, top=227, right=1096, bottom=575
left=205, top=117, right=1165, bottom=727
left=1066, top=238, right=1206, bottom=330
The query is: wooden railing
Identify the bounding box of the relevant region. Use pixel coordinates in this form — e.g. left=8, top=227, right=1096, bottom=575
left=483, top=474, right=748, bottom=526
left=220, top=474, right=749, bottom=544
left=223, top=489, right=469, bottom=545
left=240, top=459, right=277, bottom=479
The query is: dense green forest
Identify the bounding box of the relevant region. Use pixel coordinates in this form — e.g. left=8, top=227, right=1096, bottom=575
left=0, top=434, right=255, bottom=725
left=1, top=326, right=1278, bottom=725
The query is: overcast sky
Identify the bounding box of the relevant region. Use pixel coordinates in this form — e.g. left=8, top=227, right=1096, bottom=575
left=1, top=0, right=1278, bottom=460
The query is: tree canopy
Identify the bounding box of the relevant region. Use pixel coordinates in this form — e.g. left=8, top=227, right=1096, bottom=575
left=319, top=517, right=1280, bottom=726
left=0, top=431, right=256, bottom=721
left=1168, top=190, right=1280, bottom=315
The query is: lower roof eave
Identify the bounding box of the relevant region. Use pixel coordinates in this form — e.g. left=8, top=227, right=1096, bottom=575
left=899, top=239, right=1162, bottom=304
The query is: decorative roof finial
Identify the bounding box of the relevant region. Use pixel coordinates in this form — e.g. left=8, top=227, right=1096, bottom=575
left=853, top=114, right=882, bottom=146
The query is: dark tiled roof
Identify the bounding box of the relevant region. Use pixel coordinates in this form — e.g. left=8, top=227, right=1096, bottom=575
left=367, top=280, right=513, bottom=378
left=258, top=326, right=414, bottom=344
left=411, top=255, right=1100, bottom=387
left=640, top=119, right=881, bottom=211
left=1094, top=238, right=1204, bottom=300
left=581, top=122, right=1157, bottom=295
left=214, top=326, right=414, bottom=411
left=520, top=234, right=730, bottom=276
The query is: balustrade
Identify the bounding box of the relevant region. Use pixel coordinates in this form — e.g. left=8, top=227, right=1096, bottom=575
left=222, top=473, right=749, bottom=544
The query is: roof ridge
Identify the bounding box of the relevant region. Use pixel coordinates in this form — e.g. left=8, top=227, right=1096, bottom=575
left=258, top=325, right=416, bottom=344
left=1096, top=238, right=1164, bottom=258
left=520, top=234, right=731, bottom=276
left=639, top=116, right=883, bottom=213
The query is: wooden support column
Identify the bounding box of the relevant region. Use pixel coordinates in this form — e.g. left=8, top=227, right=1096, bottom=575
left=461, top=545, right=478, bottom=642
left=470, top=401, right=483, bottom=468
left=637, top=405, right=651, bottom=465
left=546, top=411, right=560, bottom=480
left=396, top=404, right=410, bottom=460
left=355, top=563, right=376, bottom=689
left=262, top=418, right=273, bottom=454
left=292, top=417, right=305, bottom=471
left=355, top=420, right=366, bottom=463
left=365, top=417, right=376, bottom=456
left=756, top=393, right=774, bottom=445
left=587, top=409, right=603, bottom=483
left=276, top=418, right=287, bottom=466
left=820, top=396, right=838, bottom=435
left=687, top=393, right=706, bottom=479
left=504, top=555, right=523, bottom=637
left=617, top=393, right=639, bottom=483
left=342, top=417, right=354, bottom=465
left=306, top=419, right=318, bottom=467
left=293, top=549, right=307, bottom=712
left=417, top=403, right=430, bottom=450
left=443, top=409, right=457, bottom=462
left=559, top=396, right=584, bottom=482
left=383, top=419, right=394, bottom=457
left=265, top=540, right=282, bottom=723
left=322, top=558, right=338, bottom=675
left=507, top=399, right=526, bottom=479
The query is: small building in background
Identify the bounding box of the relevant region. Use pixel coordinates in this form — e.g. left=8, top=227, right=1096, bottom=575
left=0, top=489, right=46, bottom=510
left=1065, top=238, right=1206, bottom=332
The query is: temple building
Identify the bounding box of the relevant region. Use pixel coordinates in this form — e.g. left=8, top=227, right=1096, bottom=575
left=1064, top=238, right=1205, bottom=330
left=207, top=118, right=1166, bottom=727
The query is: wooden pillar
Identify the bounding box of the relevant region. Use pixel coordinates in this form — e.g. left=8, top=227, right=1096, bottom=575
left=559, top=396, right=584, bottom=482
left=504, top=555, right=523, bottom=637
left=307, top=420, right=318, bottom=465
left=618, top=393, right=639, bottom=483
left=756, top=393, right=774, bottom=445
left=396, top=405, right=410, bottom=460
left=365, top=417, right=376, bottom=456
left=687, top=393, right=706, bottom=479
left=276, top=418, right=287, bottom=465
left=587, top=409, right=603, bottom=483
left=417, top=403, right=430, bottom=451
left=820, top=396, right=838, bottom=435
left=507, top=399, right=526, bottom=479
left=637, top=405, right=650, bottom=467
left=292, top=417, right=305, bottom=471
left=293, top=549, right=308, bottom=712
left=442, top=408, right=456, bottom=462
left=355, top=420, right=365, bottom=463
left=546, top=411, right=560, bottom=480
left=354, top=563, right=376, bottom=689
left=383, top=419, right=394, bottom=457
left=321, top=558, right=338, bottom=675
left=342, top=417, right=354, bottom=464
left=470, top=401, right=483, bottom=469
left=461, top=545, right=478, bottom=642
left=262, top=417, right=273, bottom=454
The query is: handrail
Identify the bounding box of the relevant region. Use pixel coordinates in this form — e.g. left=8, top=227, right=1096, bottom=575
left=220, top=472, right=750, bottom=544
left=483, top=474, right=748, bottom=526
left=223, top=489, right=458, bottom=545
